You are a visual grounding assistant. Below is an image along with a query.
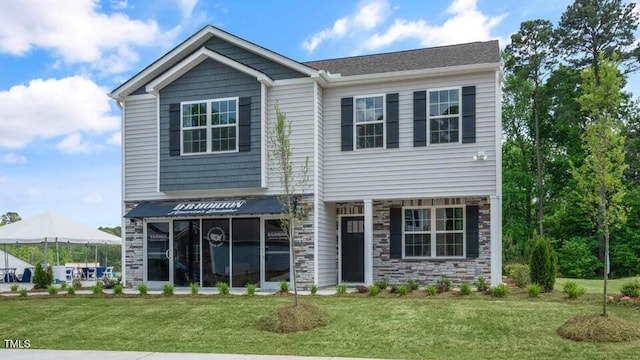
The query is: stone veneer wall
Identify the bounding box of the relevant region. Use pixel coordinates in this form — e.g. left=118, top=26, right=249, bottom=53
left=337, top=197, right=492, bottom=285
left=123, top=195, right=316, bottom=289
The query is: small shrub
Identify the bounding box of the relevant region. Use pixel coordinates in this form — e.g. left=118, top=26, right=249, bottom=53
left=67, top=287, right=75, bottom=295
left=310, top=284, right=318, bottom=295
left=59, top=281, right=67, bottom=289
left=162, top=283, right=174, bottom=296
left=113, top=284, right=124, bottom=295
left=407, top=278, right=420, bottom=291
left=374, top=280, right=389, bottom=290
left=562, top=281, right=586, bottom=299
left=336, top=281, right=348, bottom=294
left=72, top=279, right=82, bottom=289
left=397, top=284, right=408, bottom=297
left=491, top=284, right=509, bottom=298
left=246, top=283, right=256, bottom=296
left=506, top=264, right=530, bottom=288
left=10, top=284, right=19, bottom=292
left=216, top=281, right=230, bottom=295
left=527, top=283, right=543, bottom=297
left=190, top=282, right=199, bottom=295
left=19, top=288, right=28, bottom=297
left=368, top=285, right=379, bottom=296
left=137, top=284, right=148, bottom=295
left=279, top=280, right=289, bottom=294
left=32, top=262, right=53, bottom=289
left=425, top=284, right=438, bottom=296
left=437, top=278, right=452, bottom=292
left=474, top=276, right=490, bottom=292
left=92, top=283, right=103, bottom=295
left=47, top=285, right=58, bottom=295
left=530, top=237, right=556, bottom=292
left=459, top=283, right=472, bottom=295
left=620, top=281, right=640, bottom=297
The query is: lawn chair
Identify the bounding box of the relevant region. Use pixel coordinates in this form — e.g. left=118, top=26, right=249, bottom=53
left=19, top=268, right=32, bottom=283
left=103, top=266, right=113, bottom=279
left=65, top=267, right=74, bottom=282
left=86, top=267, right=96, bottom=280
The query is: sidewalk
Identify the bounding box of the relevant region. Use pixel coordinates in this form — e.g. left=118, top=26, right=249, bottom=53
left=0, top=349, right=377, bottom=360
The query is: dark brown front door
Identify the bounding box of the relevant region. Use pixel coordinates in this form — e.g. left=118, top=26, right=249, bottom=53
left=341, top=216, right=364, bottom=283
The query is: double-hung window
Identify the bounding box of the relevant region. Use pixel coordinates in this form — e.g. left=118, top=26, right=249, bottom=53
left=181, top=98, right=238, bottom=154
left=429, top=88, right=460, bottom=144
left=355, top=95, right=384, bottom=149
left=403, top=207, right=464, bottom=258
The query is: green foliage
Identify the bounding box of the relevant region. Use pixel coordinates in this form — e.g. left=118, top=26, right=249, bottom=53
left=407, top=278, right=420, bottom=291
left=47, top=285, right=58, bottom=295
left=246, top=283, right=256, bottom=296
left=557, top=237, right=601, bottom=278
left=10, top=284, right=18, bottom=292
left=279, top=280, right=289, bottom=294
left=368, top=285, right=379, bottom=297
left=113, top=284, right=124, bottom=295
left=505, top=263, right=530, bottom=288
left=459, top=283, right=472, bottom=296
left=216, top=282, right=230, bottom=295
left=562, top=281, right=586, bottom=299
left=59, top=281, right=67, bottom=289
left=18, top=288, right=28, bottom=297
left=336, top=281, right=348, bottom=295
left=474, top=276, right=490, bottom=292
left=91, top=283, right=103, bottom=295
left=374, top=280, right=389, bottom=290
left=67, top=287, right=75, bottom=295
left=491, top=284, right=509, bottom=298
left=32, top=262, right=53, bottom=289
left=396, top=285, right=408, bottom=297
left=310, top=285, right=318, bottom=295
left=190, top=282, right=199, bottom=295
left=620, top=281, right=640, bottom=297
left=162, top=284, right=174, bottom=296
left=437, top=278, right=452, bottom=292
left=72, top=279, right=82, bottom=289
left=425, top=285, right=438, bottom=296
left=137, top=284, right=148, bottom=295
left=527, top=283, right=543, bottom=297
left=530, top=238, right=556, bottom=292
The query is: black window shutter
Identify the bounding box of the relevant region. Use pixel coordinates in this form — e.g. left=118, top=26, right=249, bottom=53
left=462, top=86, right=476, bottom=144
left=466, top=205, right=479, bottom=258
left=238, top=97, right=251, bottom=152
left=390, top=207, right=402, bottom=259
left=413, top=91, right=427, bottom=146
left=341, top=97, right=354, bottom=151
left=169, top=103, right=181, bottom=156
left=386, top=93, right=399, bottom=148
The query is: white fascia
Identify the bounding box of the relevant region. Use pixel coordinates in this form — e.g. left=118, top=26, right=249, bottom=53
left=261, top=82, right=267, bottom=188
left=146, top=48, right=273, bottom=95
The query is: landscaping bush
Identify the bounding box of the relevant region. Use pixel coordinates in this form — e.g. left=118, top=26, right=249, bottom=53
left=216, top=281, right=230, bottom=295
left=18, top=288, right=28, bottom=297
left=10, top=284, right=18, bottom=292
left=246, top=283, right=256, bottom=296
left=374, top=280, right=389, bottom=290
left=190, top=282, right=199, bottom=295
left=59, top=281, right=67, bottom=290
left=505, top=263, right=530, bottom=288
left=437, top=277, right=452, bottom=292
left=33, top=262, right=53, bottom=289
left=336, top=281, right=348, bottom=294
left=530, top=237, right=556, bottom=292
left=396, top=284, right=408, bottom=297
left=47, top=285, right=58, bottom=295
left=474, top=276, right=490, bottom=292
left=136, top=284, right=148, bottom=295
left=459, top=283, right=472, bottom=295
left=310, top=284, right=318, bottom=295
left=162, top=284, right=174, bottom=296
left=113, top=284, right=124, bottom=295
left=72, top=279, right=82, bottom=290
left=557, top=237, right=601, bottom=279
left=66, top=287, right=75, bottom=295
left=527, top=283, right=543, bottom=297
left=620, top=280, right=640, bottom=297
left=91, top=283, right=103, bottom=295
left=562, top=281, right=586, bottom=299
left=368, top=285, right=379, bottom=296
left=491, top=284, right=509, bottom=298
left=425, top=285, right=438, bottom=296
left=279, top=280, right=289, bottom=294
left=407, top=278, right=420, bottom=291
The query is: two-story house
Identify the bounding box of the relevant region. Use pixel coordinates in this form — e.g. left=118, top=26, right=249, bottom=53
left=109, top=25, right=502, bottom=290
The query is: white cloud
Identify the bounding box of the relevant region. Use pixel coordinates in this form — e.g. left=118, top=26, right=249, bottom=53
left=0, top=153, right=27, bottom=164
left=109, top=0, right=131, bottom=10
left=177, top=0, right=198, bottom=19
left=107, top=132, right=122, bottom=146
left=0, top=0, right=179, bottom=74
left=84, top=192, right=103, bottom=203
left=303, top=0, right=391, bottom=53
left=56, top=133, right=106, bottom=154
left=0, top=76, right=119, bottom=149
left=365, top=0, right=505, bottom=51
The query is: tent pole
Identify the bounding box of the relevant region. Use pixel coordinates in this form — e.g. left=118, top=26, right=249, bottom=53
left=55, top=237, right=59, bottom=265
left=4, top=243, right=8, bottom=270
left=43, top=238, right=48, bottom=267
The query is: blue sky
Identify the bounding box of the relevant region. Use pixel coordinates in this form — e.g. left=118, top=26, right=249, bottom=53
left=0, top=0, right=638, bottom=228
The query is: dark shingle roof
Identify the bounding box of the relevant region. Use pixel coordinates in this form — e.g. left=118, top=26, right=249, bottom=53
left=302, top=40, right=499, bottom=76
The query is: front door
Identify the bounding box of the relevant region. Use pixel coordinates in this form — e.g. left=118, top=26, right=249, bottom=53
left=145, top=221, right=171, bottom=288
left=341, top=216, right=364, bottom=283
left=173, top=220, right=200, bottom=287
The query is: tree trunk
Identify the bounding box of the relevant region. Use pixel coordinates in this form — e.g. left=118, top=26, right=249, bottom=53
left=534, top=86, right=544, bottom=237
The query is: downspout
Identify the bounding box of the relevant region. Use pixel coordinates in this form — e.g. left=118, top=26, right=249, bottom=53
left=115, top=98, right=127, bottom=286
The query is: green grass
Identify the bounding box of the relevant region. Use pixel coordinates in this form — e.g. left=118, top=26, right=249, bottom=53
left=556, top=277, right=639, bottom=294
left=1, top=288, right=639, bottom=359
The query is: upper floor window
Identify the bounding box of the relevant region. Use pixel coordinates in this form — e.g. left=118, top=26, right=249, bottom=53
left=355, top=95, right=384, bottom=149
left=403, top=206, right=464, bottom=258
left=429, top=88, right=460, bottom=144
left=182, top=98, right=238, bottom=154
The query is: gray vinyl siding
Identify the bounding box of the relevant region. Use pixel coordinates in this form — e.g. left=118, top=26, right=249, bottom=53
left=265, top=81, right=315, bottom=193
left=323, top=71, right=498, bottom=201
left=204, top=37, right=307, bottom=80
left=123, top=96, right=158, bottom=200
left=159, top=59, right=261, bottom=191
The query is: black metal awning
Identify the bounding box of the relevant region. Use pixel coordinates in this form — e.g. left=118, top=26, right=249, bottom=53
left=124, top=198, right=284, bottom=218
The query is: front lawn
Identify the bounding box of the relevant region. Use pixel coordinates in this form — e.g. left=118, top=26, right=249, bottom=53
left=1, top=286, right=639, bottom=359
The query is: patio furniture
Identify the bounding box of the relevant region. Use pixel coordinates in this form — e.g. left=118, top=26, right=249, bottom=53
left=2, top=268, right=17, bottom=282
left=19, top=268, right=33, bottom=283
left=65, top=267, right=74, bottom=282
left=85, top=267, right=96, bottom=280
left=103, top=266, right=113, bottom=279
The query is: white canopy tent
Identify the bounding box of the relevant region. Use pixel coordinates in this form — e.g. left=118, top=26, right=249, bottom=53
left=0, top=211, right=121, bottom=267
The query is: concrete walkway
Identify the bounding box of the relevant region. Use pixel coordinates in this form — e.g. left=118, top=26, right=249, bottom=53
left=0, top=350, right=380, bottom=360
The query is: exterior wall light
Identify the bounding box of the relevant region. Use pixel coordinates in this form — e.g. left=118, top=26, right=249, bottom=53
left=473, top=151, right=487, bottom=161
